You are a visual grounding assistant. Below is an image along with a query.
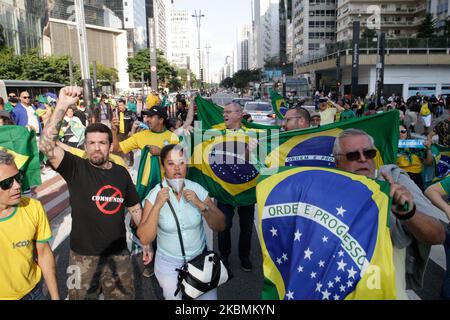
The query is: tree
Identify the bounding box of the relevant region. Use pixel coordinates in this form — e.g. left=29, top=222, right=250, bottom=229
left=90, top=63, right=118, bottom=86
left=221, top=77, right=234, bottom=89
left=444, top=17, right=450, bottom=38
left=232, top=69, right=262, bottom=89
left=361, top=28, right=376, bottom=39
left=264, top=56, right=281, bottom=68
left=417, top=13, right=436, bottom=38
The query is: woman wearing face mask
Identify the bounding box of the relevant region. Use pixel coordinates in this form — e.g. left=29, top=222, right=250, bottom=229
left=137, top=144, right=225, bottom=300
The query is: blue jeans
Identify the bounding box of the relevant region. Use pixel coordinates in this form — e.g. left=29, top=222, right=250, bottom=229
left=442, top=224, right=450, bottom=300
left=217, top=202, right=255, bottom=261
left=21, top=279, right=46, bottom=300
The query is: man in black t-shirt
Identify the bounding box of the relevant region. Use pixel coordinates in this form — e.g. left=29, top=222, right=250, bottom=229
left=40, top=86, right=150, bottom=300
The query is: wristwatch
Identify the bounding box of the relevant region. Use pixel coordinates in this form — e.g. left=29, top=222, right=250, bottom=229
left=201, top=204, right=209, bottom=213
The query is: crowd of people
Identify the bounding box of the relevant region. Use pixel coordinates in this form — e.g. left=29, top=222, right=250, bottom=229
left=1, top=84, right=450, bottom=301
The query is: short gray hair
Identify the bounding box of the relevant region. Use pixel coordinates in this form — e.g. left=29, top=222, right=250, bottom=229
left=332, top=129, right=375, bottom=156
left=0, top=149, right=14, bottom=166
left=224, top=102, right=242, bottom=112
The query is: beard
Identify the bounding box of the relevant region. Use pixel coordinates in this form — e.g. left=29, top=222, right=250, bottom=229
left=88, top=152, right=108, bottom=166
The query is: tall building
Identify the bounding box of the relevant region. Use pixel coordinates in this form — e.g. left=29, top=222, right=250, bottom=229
left=428, top=0, right=450, bottom=35
left=0, top=0, right=49, bottom=55
left=336, top=0, right=427, bottom=42
left=292, top=0, right=337, bottom=65
left=153, top=0, right=172, bottom=58
left=170, top=10, right=193, bottom=70
left=123, top=0, right=148, bottom=54
left=253, top=0, right=280, bottom=69
left=237, top=24, right=251, bottom=71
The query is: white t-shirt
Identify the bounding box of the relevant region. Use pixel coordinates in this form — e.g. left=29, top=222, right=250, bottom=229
left=24, top=105, right=40, bottom=134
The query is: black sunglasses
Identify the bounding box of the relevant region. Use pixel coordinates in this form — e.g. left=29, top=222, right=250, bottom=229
left=400, top=130, right=407, bottom=134
left=22, top=96, right=31, bottom=99
left=0, top=171, right=24, bottom=190
left=337, top=149, right=377, bottom=162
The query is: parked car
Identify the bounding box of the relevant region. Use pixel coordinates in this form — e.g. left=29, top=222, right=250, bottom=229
left=243, top=101, right=277, bottom=125
left=232, top=97, right=254, bottom=108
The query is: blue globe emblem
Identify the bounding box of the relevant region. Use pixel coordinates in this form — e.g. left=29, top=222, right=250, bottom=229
left=285, top=136, right=337, bottom=167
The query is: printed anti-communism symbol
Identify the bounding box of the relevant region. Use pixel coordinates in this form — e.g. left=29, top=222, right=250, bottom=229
left=95, top=185, right=124, bottom=215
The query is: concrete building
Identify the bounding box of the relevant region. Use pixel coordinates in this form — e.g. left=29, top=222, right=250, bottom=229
left=253, top=0, right=280, bottom=68
left=295, top=40, right=450, bottom=98
left=170, top=10, right=193, bottom=70
left=428, top=0, right=450, bottom=35
left=153, top=0, right=172, bottom=58
left=336, top=0, right=427, bottom=42
left=292, top=0, right=337, bottom=66
left=237, top=24, right=251, bottom=71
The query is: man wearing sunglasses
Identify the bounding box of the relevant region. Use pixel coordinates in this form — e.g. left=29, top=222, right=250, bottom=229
left=333, top=128, right=445, bottom=299
left=11, top=91, right=42, bottom=135
left=0, top=150, right=59, bottom=300
left=40, top=86, right=145, bottom=300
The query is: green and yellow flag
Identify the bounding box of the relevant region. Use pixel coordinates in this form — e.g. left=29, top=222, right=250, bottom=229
left=262, top=110, right=400, bottom=170
left=0, top=126, right=42, bottom=189
left=257, top=166, right=396, bottom=300
left=135, top=146, right=163, bottom=200
left=269, top=88, right=287, bottom=119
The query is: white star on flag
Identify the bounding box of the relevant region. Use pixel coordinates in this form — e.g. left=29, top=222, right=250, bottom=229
left=338, top=250, right=344, bottom=257
left=334, top=276, right=341, bottom=283
left=294, top=230, right=302, bottom=241
left=340, top=285, right=346, bottom=292
left=304, top=248, right=313, bottom=260
left=322, top=289, right=331, bottom=300
left=328, top=281, right=334, bottom=288
left=286, top=291, right=294, bottom=300
left=322, top=236, right=328, bottom=243
left=337, top=259, right=347, bottom=271
left=297, top=265, right=304, bottom=273
left=310, top=271, right=317, bottom=279
left=318, top=260, right=325, bottom=268
left=347, top=280, right=353, bottom=288
left=270, top=227, right=278, bottom=237
left=336, top=206, right=346, bottom=217
left=347, top=266, right=357, bottom=279
left=315, top=282, right=323, bottom=292
left=282, top=253, right=288, bottom=261
left=276, top=258, right=282, bottom=265
left=334, top=294, right=340, bottom=300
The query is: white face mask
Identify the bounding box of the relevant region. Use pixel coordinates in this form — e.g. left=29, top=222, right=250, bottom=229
left=167, top=178, right=184, bottom=194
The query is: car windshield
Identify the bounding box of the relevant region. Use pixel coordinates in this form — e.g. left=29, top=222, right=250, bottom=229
left=245, top=103, right=272, bottom=111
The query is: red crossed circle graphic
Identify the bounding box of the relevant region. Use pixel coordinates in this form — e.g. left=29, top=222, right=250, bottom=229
left=95, top=185, right=124, bottom=215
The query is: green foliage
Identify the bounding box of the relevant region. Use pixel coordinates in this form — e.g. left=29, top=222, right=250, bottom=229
left=90, top=63, right=118, bottom=85
left=168, top=77, right=182, bottom=92
left=232, top=69, right=262, bottom=89
left=0, top=47, right=80, bottom=84
left=264, top=56, right=280, bottom=68
left=361, top=28, right=376, bottom=39
left=221, top=77, right=234, bottom=89
left=417, top=14, right=436, bottom=38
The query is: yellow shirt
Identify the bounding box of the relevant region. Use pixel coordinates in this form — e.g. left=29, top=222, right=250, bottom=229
left=119, top=129, right=179, bottom=154
left=319, top=107, right=337, bottom=125
left=67, top=146, right=128, bottom=169
left=145, top=94, right=160, bottom=109
left=0, top=197, right=52, bottom=299
left=119, top=112, right=125, bottom=134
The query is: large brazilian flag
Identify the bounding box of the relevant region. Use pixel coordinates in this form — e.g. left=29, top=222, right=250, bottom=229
left=257, top=166, right=396, bottom=300
left=262, top=110, right=400, bottom=171
left=0, top=126, right=42, bottom=190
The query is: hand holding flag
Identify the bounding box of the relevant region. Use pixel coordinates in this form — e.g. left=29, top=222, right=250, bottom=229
left=380, top=172, right=414, bottom=216
left=154, top=187, right=170, bottom=209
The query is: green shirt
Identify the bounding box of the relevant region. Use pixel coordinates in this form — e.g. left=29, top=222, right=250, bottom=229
left=340, top=109, right=356, bottom=121
left=4, top=102, right=14, bottom=112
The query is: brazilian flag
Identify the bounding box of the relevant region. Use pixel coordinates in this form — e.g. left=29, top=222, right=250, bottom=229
left=257, top=166, right=396, bottom=300
left=0, top=126, right=42, bottom=190
left=269, top=88, right=287, bottom=119
left=195, top=96, right=280, bottom=130
left=135, top=146, right=162, bottom=200
left=262, top=110, right=400, bottom=171
left=431, top=144, right=450, bottom=181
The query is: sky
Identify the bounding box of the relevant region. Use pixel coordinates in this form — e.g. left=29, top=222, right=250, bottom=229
left=173, top=0, right=252, bottom=81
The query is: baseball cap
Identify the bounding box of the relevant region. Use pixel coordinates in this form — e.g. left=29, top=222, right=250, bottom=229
left=310, top=112, right=321, bottom=118
left=318, top=97, right=328, bottom=102
left=142, top=105, right=168, bottom=119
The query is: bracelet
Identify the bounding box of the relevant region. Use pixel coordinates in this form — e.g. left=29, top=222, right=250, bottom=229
left=393, top=204, right=416, bottom=221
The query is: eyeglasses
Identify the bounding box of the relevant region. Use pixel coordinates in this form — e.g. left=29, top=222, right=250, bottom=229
left=0, top=171, right=24, bottom=190
left=400, top=130, right=407, bottom=134
left=22, top=96, right=31, bottom=99
left=336, top=149, right=377, bottom=162
left=223, top=110, right=239, bottom=115
left=8, top=95, right=16, bottom=98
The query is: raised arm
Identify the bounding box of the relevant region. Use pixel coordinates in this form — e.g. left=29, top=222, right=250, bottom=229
left=425, top=183, right=450, bottom=220
left=40, top=86, right=83, bottom=169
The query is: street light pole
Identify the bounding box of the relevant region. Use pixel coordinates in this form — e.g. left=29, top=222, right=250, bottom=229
left=205, top=43, right=211, bottom=88
left=74, top=0, right=94, bottom=110
left=192, top=10, right=205, bottom=88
